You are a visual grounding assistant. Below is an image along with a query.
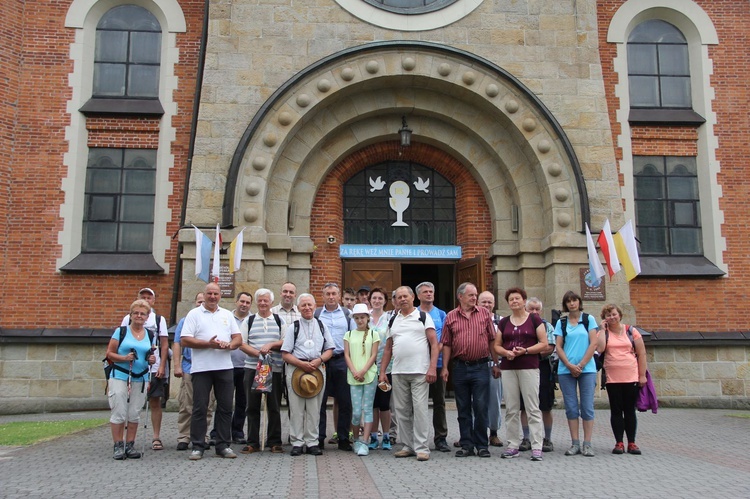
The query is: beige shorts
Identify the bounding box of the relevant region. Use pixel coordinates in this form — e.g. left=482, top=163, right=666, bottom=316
left=108, top=378, right=147, bottom=424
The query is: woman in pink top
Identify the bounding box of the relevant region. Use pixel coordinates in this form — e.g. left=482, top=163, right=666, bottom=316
left=597, top=304, right=648, bottom=455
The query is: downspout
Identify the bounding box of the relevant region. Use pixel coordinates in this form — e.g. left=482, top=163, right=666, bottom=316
left=169, top=0, right=210, bottom=325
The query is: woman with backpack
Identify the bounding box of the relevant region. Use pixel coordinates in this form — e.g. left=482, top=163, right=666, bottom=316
left=598, top=304, right=648, bottom=455
left=554, top=290, right=599, bottom=457
left=105, top=299, right=156, bottom=459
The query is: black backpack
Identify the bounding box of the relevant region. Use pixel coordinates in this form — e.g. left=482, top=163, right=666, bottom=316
left=557, top=313, right=603, bottom=370
left=102, top=326, right=155, bottom=394
left=292, top=318, right=327, bottom=354
left=387, top=310, right=427, bottom=330
left=246, top=313, right=282, bottom=334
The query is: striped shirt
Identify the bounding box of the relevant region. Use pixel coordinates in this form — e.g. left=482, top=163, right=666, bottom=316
left=244, top=313, right=285, bottom=373
left=441, top=305, right=496, bottom=362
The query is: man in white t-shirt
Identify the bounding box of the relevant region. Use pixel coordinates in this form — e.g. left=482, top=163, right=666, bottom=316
left=180, top=282, right=242, bottom=460
left=120, top=287, right=168, bottom=451
left=379, top=286, right=438, bottom=462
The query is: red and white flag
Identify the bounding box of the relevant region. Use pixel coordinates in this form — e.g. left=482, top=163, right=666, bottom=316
left=597, top=219, right=621, bottom=279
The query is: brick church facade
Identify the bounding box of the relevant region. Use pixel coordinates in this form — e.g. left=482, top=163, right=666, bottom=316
left=0, top=0, right=747, bottom=411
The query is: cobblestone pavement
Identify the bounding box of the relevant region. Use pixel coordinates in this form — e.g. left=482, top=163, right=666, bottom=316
left=1, top=407, right=748, bottom=498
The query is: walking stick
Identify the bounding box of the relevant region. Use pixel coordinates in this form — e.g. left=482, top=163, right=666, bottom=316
left=123, top=348, right=135, bottom=442
left=260, top=392, right=267, bottom=452
left=141, top=346, right=155, bottom=458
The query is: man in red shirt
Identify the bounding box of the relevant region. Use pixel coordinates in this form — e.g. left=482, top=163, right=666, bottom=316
left=441, top=283, right=498, bottom=458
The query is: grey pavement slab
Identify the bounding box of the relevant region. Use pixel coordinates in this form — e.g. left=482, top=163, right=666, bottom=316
left=0, top=407, right=748, bottom=498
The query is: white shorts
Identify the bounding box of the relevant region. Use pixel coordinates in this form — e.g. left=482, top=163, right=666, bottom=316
left=108, top=378, right=147, bottom=424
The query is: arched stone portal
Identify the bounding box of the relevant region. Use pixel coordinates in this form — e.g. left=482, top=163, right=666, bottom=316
left=181, top=41, right=630, bottom=315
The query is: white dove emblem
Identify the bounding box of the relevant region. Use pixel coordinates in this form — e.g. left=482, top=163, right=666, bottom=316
left=413, top=177, right=430, bottom=193
left=369, top=176, right=386, bottom=192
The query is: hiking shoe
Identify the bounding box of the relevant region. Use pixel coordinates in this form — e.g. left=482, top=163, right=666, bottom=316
left=435, top=439, right=451, bottom=452
left=612, top=442, right=625, bottom=454
left=369, top=435, right=379, bottom=450
left=176, top=442, right=189, bottom=451
left=355, top=442, right=369, bottom=456
left=290, top=446, right=303, bottom=456
left=501, top=448, right=519, bottom=459
left=542, top=438, right=554, bottom=452
left=565, top=444, right=581, bottom=456
left=627, top=443, right=642, bottom=455
left=531, top=449, right=543, bottom=461
left=519, top=438, right=531, bottom=451
left=113, top=441, right=125, bottom=460
left=381, top=439, right=392, bottom=451
left=338, top=439, right=353, bottom=451
left=582, top=444, right=595, bottom=457
left=189, top=449, right=204, bottom=460
left=307, top=445, right=322, bottom=456
left=216, top=447, right=237, bottom=459
left=328, top=432, right=338, bottom=445
left=125, top=441, right=141, bottom=459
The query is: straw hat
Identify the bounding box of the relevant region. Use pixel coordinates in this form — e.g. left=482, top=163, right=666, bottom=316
left=291, top=367, right=324, bottom=398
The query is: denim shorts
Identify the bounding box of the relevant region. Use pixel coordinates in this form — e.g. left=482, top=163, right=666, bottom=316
left=558, top=373, right=596, bottom=421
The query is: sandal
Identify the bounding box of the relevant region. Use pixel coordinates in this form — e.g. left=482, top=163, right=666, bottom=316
left=152, top=438, right=164, bottom=451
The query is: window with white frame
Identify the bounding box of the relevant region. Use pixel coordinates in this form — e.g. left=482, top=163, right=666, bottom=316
left=627, top=19, right=691, bottom=109
left=634, top=156, right=701, bottom=256
left=82, top=148, right=157, bottom=253
left=93, top=5, right=161, bottom=99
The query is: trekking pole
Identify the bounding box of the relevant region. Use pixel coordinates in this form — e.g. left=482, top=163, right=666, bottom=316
left=124, top=349, right=134, bottom=443
left=141, top=346, right=155, bottom=458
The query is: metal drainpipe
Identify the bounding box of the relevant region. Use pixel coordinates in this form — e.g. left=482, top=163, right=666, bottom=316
left=169, top=0, right=211, bottom=325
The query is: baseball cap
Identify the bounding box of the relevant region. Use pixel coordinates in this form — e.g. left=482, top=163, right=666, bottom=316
left=138, top=287, right=155, bottom=298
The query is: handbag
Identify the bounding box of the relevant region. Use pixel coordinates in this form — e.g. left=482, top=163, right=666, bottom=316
left=251, top=355, right=273, bottom=393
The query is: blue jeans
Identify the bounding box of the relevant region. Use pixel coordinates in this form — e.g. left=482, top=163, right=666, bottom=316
left=558, top=373, right=596, bottom=421
left=452, top=361, right=490, bottom=450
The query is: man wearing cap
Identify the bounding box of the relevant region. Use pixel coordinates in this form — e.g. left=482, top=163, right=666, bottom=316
left=180, top=282, right=243, bottom=460
left=282, top=293, right=335, bottom=456
left=357, top=286, right=371, bottom=307
left=379, top=286, right=438, bottom=462
left=315, top=283, right=355, bottom=451
left=440, top=283, right=498, bottom=458
left=120, top=287, right=169, bottom=451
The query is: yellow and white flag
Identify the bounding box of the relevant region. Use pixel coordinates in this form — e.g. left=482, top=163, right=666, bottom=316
left=613, top=220, right=641, bottom=281
left=228, top=228, right=245, bottom=273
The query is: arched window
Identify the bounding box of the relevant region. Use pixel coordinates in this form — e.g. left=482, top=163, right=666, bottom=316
left=362, top=0, right=458, bottom=15
left=627, top=20, right=690, bottom=109
left=634, top=156, right=701, bottom=255
left=93, top=5, right=161, bottom=99
left=344, top=162, right=456, bottom=245
left=83, top=148, right=157, bottom=253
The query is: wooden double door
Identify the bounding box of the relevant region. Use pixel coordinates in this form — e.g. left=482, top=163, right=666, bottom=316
left=343, top=257, right=484, bottom=311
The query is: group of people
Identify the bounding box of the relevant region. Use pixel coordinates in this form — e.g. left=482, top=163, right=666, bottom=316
left=105, top=281, right=649, bottom=462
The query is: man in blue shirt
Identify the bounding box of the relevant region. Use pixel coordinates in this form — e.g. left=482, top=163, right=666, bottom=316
left=315, top=283, right=355, bottom=450
left=417, top=281, right=450, bottom=452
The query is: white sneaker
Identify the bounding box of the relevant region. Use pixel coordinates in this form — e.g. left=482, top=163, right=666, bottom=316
left=356, top=441, right=369, bottom=456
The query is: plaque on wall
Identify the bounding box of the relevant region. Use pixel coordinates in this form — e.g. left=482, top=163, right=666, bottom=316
left=580, top=267, right=605, bottom=301
left=218, top=265, right=235, bottom=298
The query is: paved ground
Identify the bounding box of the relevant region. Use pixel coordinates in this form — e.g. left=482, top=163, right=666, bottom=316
left=1, top=406, right=748, bottom=498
